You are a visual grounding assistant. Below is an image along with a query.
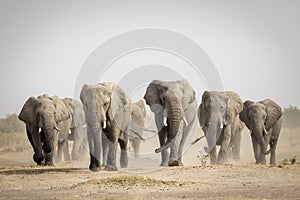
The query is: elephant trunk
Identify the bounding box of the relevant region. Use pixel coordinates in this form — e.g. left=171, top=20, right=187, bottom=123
left=204, top=119, right=220, bottom=153
left=155, top=98, right=182, bottom=153
left=253, top=126, right=271, bottom=155
left=42, top=117, right=56, bottom=154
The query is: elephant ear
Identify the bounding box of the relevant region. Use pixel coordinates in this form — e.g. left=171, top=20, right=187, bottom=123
left=51, top=95, right=71, bottom=122
left=260, top=99, right=282, bottom=130
left=136, top=99, right=146, bottom=117
left=143, top=80, right=162, bottom=106
left=101, top=82, right=131, bottom=131
left=224, top=91, right=243, bottom=125
left=198, top=91, right=210, bottom=128
left=63, top=98, right=77, bottom=127
left=18, top=97, right=39, bottom=125
left=239, top=100, right=254, bottom=130
left=181, top=79, right=196, bottom=110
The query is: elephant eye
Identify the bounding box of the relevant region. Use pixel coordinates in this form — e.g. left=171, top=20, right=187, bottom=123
left=103, top=102, right=109, bottom=107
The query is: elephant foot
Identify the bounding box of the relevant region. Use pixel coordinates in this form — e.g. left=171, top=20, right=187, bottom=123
left=89, top=166, right=101, bottom=172
left=45, top=161, right=54, bottom=166
left=33, top=153, right=44, bottom=164
left=105, top=165, right=118, bottom=171
left=168, top=160, right=180, bottom=167
left=159, top=162, right=168, bottom=167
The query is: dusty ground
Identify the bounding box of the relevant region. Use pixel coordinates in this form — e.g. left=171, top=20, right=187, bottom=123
left=0, top=128, right=299, bottom=199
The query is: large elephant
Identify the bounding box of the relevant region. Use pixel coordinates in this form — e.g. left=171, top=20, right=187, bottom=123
left=198, top=91, right=244, bottom=164
left=143, top=79, right=197, bottom=167
left=80, top=82, right=135, bottom=171
left=18, top=94, right=72, bottom=166
left=128, top=99, right=146, bottom=158
left=239, top=99, right=282, bottom=165
left=63, top=98, right=88, bottom=160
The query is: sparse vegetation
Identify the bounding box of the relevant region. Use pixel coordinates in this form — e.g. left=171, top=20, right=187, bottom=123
left=0, top=114, right=25, bottom=134
left=0, top=132, right=31, bottom=152
left=73, top=175, right=189, bottom=189
left=283, top=106, right=300, bottom=128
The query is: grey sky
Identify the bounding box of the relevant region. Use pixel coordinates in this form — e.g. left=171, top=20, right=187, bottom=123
left=0, top=1, right=299, bottom=117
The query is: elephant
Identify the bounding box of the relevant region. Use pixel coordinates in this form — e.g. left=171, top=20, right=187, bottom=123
left=63, top=98, right=88, bottom=160
left=127, top=99, right=147, bottom=158
left=198, top=91, right=244, bottom=164
left=143, top=79, right=197, bottom=167
left=18, top=94, right=72, bottom=166
left=239, top=99, right=282, bottom=165
left=80, top=82, right=139, bottom=171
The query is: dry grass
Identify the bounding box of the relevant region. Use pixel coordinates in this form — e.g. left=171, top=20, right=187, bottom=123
left=0, top=132, right=31, bottom=152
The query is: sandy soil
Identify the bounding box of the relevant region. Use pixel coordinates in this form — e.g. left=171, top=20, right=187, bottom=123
left=0, top=128, right=299, bottom=199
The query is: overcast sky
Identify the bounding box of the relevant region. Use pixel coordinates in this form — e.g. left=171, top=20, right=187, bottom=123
left=0, top=0, right=299, bottom=117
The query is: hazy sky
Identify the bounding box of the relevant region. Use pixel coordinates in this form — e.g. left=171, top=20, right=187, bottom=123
left=0, top=1, right=299, bottom=117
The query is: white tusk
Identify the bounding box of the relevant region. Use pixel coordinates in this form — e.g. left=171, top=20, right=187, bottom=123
left=38, top=128, right=41, bottom=133
left=82, top=124, right=87, bottom=128
left=103, top=121, right=106, bottom=129
left=54, top=126, right=61, bottom=132
left=220, top=123, right=224, bottom=129
left=163, top=116, right=168, bottom=127
left=183, top=116, right=188, bottom=126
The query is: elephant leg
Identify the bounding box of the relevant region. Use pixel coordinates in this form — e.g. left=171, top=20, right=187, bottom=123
left=168, top=122, right=184, bottom=167
left=87, top=128, right=101, bottom=171
left=29, top=126, right=44, bottom=165
left=210, top=146, right=217, bottom=164
left=251, top=135, right=260, bottom=164
left=178, top=118, right=195, bottom=166
left=218, top=125, right=231, bottom=164
left=133, top=138, right=141, bottom=158
left=158, top=126, right=169, bottom=166
left=56, top=140, right=63, bottom=163
left=102, top=131, right=109, bottom=167
left=71, top=128, right=80, bottom=160
left=119, top=136, right=128, bottom=168
left=105, top=129, right=118, bottom=171
left=63, top=140, right=70, bottom=161
left=231, top=131, right=241, bottom=161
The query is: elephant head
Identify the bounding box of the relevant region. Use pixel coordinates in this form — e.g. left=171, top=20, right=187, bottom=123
left=240, top=99, right=282, bottom=155
left=80, top=82, right=130, bottom=131
left=199, top=91, right=243, bottom=151
left=18, top=94, right=71, bottom=164
left=144, top=80, right=195, bottom=153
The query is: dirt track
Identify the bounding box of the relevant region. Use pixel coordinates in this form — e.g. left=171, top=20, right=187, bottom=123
left=0, top=128, right=300, bottom=199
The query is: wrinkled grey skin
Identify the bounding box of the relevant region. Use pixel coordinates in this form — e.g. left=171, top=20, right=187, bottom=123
left=144, top=79, right=197, bottom=167
left=80, top=82, right=133, bottom=171
left=198, top=91, right=244, bottom=164
left=63, top=98, right=88, bottom=160
left=128, top=99, right=146, bottom=158
left=240, top=99, right=282, bottom=165
left=18, top=94, right=72, bottom=166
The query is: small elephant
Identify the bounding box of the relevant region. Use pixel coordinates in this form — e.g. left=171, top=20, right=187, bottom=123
left=80, top=82, right=139, bottom=171
left=18, top=94, right=72, bottom=166
left=144, top=79, right=197, bottom=167
left=198, top=91, right=244, bottom=164
left=128, top=99, right=147, bottom=158
left=63, top=98, right=88, bottom=160
left=239, top=99, right=282, bottom=165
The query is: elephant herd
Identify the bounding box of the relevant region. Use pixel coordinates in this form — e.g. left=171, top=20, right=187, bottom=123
left=18, top=79, right=283, bottom=171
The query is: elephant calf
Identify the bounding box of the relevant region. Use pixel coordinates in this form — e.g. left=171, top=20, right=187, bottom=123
left=240, top=99, right=282, bottom=165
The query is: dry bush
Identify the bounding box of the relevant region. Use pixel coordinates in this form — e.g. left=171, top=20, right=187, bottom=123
left=0, top=133, right=31, bottom=152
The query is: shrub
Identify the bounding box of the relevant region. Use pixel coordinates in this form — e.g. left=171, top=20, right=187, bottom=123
left=283, top=106, right=300, bottom=128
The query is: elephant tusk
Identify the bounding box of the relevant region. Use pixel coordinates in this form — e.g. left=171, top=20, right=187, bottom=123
left=263, top=127, right=268, bottom=136
left=54, top=126, right=61, bottom=132
left=82, top=124, right=87, bottom=128
left=38, top=128, right=41, bottom=133
left=163, top=116, right=168, bottom=127
left=220, top=123, right=224, bottom=129
left=183, top=116, right=188, bottom=126
left=191, top=135, right=205, bottom=145
left=103, top=121, right=106, bottom=129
